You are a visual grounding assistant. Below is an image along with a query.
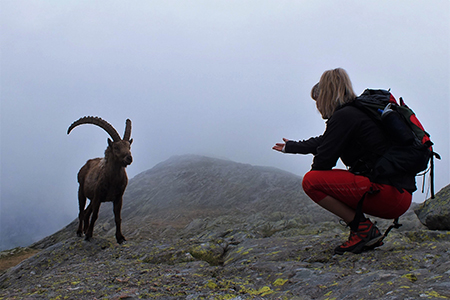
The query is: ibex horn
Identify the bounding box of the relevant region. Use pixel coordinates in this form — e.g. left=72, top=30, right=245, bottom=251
left=67, top=116, right=121, bottom=142
left=123, top=119, right=132, bottom=141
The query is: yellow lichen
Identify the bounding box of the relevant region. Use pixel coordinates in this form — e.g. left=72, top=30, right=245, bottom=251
left=206, top=280, right=218, bottom=289
left=330, top=281, right=339, bottom=286
left=256, top=286, right=274, bottom=296
left=401, top=273, right=418, bottom=282
left=273, top=278, right=288, bottom=286
left=242, top=248, right=253, bottom=255
left=424, top=290, right=449, bottom=299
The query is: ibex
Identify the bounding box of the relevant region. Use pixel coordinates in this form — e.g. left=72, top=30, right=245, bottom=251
left=67, top=116, right=133, bottom=244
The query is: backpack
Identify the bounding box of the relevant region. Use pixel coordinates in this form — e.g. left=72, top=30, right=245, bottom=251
left=353, top=89, right=440, bottom=197
left=350, top=89, right=440, bottom=245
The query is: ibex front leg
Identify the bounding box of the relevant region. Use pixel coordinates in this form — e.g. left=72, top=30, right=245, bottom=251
left=85, top=201, right=101, bottom=241
left=114, top=198, right=126, bottom=244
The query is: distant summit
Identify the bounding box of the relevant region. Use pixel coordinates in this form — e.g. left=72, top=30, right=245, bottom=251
left=124, top=154, right=310, bottom=219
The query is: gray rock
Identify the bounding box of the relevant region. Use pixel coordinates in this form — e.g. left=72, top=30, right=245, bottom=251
left=414, top=184, right=450, bottom=230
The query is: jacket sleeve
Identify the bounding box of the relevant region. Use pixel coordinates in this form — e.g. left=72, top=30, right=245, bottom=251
left=284, top=136, right=324, bottom=155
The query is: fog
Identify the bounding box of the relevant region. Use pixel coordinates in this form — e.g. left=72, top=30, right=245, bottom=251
left=1, top=0, right=449, bottom=250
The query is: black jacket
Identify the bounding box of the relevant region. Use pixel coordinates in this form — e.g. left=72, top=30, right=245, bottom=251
left=285, top=104, right=416, bottom=193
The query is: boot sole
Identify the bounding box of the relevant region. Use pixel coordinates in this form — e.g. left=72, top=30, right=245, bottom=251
left=365, top=235, right=383, bottom=247
left=363, top=237, right=384, bottom=251
left=353, top=236, right=384, bottom=254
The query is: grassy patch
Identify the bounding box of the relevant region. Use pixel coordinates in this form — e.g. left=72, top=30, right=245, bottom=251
left=0, top=248, right=40, bottom=272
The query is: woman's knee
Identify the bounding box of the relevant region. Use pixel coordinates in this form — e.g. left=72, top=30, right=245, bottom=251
left=302, top=170, right=341, bottom=192
left=302, top=171, right=318, bottom=194
left=302, top=171, right=328, bottom=202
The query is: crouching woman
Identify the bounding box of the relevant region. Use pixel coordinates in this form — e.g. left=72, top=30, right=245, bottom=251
left=273, top=68, right=414, bottom=255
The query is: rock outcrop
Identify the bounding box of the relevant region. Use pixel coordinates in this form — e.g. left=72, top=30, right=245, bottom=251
left=415, top=184, right=450, bottom=230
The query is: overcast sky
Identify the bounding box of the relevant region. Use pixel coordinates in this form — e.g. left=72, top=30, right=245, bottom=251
left=1, top=1, right=449, bottom=247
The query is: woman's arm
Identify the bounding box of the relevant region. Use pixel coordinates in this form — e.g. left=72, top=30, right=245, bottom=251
left=272, top=136, right=324, bottom=154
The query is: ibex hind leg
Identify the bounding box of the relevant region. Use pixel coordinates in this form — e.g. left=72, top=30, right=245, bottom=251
left=83, top=203, right=92, bottom=235
left=77, top=188, right=87, bottom=237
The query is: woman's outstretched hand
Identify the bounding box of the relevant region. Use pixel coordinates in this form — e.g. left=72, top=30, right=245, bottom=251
left=272, top=138, right=290, bottom=152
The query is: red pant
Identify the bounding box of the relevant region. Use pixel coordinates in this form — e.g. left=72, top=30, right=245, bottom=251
left=302, top=169, right=412, bottom=219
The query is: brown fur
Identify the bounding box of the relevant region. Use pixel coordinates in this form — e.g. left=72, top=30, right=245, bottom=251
left=69, top=117, right=133, bottom=244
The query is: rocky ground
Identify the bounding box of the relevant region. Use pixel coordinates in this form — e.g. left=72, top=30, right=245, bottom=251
left=1, top=213, right=450, bottom=300
left=1, top=156, right=449, bottom=299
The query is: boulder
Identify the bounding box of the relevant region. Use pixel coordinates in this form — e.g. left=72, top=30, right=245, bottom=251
left=414, top=184, right=450, bottom=230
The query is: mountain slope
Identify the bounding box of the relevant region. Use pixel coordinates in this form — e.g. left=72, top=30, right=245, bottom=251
left=3, top=155, right=449, bottom=300
left=122, top=155, right=321, bottom=229
left=33, top=155, right=329, bottom=248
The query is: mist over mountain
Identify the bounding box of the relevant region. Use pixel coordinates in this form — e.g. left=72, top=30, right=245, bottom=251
left=0, top=192, right=73, bottom=251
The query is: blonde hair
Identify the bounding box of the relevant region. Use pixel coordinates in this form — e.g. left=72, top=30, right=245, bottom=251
left=314, top=68, right=357, bottom=119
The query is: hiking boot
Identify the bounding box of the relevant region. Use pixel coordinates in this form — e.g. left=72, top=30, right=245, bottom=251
left=334, top=219, right=382, bottom=255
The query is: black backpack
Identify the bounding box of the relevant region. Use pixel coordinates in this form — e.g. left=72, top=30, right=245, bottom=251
left=351, top=89, right=440, bottom=244
left=353, top=89, right=440, bottom=197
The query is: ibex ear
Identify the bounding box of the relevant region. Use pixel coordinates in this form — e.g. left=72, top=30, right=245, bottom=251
left=129, top=138, right=133, bottom=145
left=108, top=138, right=113, bottom=147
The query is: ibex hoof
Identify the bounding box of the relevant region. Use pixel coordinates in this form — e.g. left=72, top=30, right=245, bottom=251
left=117, top=236, right=126, bottom=244
left=84, top=235, right=92, bottom=242
left=77, top=232, right=83, bottom=237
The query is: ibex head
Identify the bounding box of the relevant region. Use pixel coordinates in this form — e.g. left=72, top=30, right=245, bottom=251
left=68, top=116, right=133, bottom=167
